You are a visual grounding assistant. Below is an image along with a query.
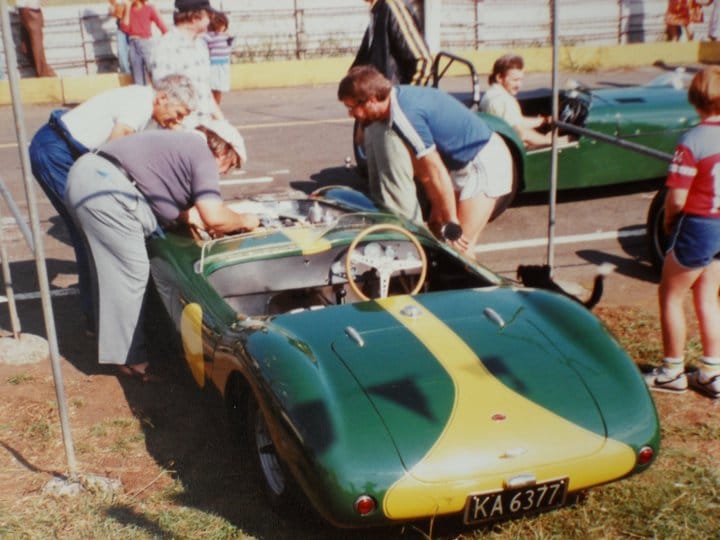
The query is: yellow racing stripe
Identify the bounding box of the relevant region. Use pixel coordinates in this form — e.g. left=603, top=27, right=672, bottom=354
left=282, top=227, right=333, bottom=255
left=377, top=296, right=637, bottom=519
left=181, top=303, right=205, bottom=387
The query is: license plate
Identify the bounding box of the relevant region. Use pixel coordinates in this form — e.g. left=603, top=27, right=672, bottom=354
left=463, top=477, right=568, bottom=525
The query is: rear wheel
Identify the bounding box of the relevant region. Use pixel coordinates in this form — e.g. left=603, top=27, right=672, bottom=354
left=246, top=394, right=297, bottom=510
left=646, top=188, right=669, bottom=273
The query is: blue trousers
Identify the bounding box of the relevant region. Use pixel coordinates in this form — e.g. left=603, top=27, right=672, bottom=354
left=29, top=111, right=93, bottom=325
left=116, top=26, right=130, bottom=74
left=128, top=37, right=153, bottom=85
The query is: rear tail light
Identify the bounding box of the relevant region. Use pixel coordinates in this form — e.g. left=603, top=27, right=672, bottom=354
left=353, top=494, right=376, bottom=516
left=637, top=445, right=654, bottom=465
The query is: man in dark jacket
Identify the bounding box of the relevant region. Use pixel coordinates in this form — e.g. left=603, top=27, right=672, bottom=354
left=350, top=0, right=433, bottom=224
left=352, top=0, right=431, bottom=85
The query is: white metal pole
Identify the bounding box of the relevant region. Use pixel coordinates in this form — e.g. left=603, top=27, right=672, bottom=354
left=424, top=0, right=442, bottom=55
left=0, top=0, right=78, bottom=479
left=547, top=0, right=559, bottom=276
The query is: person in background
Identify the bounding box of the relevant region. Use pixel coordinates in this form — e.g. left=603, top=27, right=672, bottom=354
left=645, top=66, right=720, bottom=399
left=29, top=74, right=196, bottom=334
left=150, top=0, right=223, bottom=125
left=64, top=121, right=258, bottom=381
left=108, top=0, right=130, bottom=74
left=16, top=0, right=55, bottom=77
left=350, top=0, right=434, bottom=225
left=665, top=0, right=710, bottom=40
left=707, top=0, right=718, bottom=39
left=121, top=0, right=167, bottom=85
left=351, top=0, right=432, bottom=86
left=480, top=54, right=568, bottom=149
left=339, top=65, right=514, bottom=252
left=202, top=10, right=233, bottom=105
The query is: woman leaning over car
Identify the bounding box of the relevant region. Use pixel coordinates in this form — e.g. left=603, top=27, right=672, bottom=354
left=645, top=66, right=720, bottom=399
left=64, top=120, right=259, bottom=381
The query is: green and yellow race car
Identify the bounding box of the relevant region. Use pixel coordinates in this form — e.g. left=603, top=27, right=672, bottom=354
left=148, top=187, right=659, bottom=529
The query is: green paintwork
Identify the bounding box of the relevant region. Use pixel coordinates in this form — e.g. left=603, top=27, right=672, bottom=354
left=478, top=81, right=698, bottom=193
left=146, top=191, right=660, bottom=528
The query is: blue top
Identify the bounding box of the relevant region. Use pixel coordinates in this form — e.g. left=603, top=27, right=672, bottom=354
left=390, top=85, right=493, bottom=171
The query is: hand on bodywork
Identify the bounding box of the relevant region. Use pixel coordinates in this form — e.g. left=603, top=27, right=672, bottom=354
left=412, top=150, right=469, bottom=252
left=664, top=187, right=688, bottom=234
left=182, top=200, right=259, bottom=238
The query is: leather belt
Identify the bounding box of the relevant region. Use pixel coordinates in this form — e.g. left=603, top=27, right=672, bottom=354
left=94, top=150, right=138, bottom=187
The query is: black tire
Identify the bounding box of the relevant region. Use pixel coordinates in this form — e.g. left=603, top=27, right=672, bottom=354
left=646, top=187, right=669, bottom=274
left=246, top=393, right=297, bottom=511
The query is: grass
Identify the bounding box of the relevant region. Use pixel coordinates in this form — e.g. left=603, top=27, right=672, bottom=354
left=0, top=305, right=719, bottom=539
left=6, top=373, right=33, bottom=385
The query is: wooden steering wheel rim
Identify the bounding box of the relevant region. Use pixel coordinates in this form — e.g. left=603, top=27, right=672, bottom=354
left=344, top=224, right=428, bottom=301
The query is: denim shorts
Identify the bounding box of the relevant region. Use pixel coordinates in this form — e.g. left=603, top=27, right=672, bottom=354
left=667, top=214, right=720, bottom=268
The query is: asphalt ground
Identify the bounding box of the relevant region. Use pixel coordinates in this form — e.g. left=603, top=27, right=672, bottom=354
left=0, top=62, right=699, bottom=354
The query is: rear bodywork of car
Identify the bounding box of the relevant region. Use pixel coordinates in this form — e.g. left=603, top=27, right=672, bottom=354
left=147, top=189, right=660, bottom=528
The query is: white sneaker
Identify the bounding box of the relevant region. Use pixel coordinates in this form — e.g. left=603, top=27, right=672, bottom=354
left=644, top=368, right=688, bottom=393
left=687, top=371, right=720, bottom=399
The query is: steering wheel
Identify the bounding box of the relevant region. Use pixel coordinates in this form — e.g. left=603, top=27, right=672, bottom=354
left=559, top=94, right=588, bottom=126
left=344, top=224, right=428, bottom=301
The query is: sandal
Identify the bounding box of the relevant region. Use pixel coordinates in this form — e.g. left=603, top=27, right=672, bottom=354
left=117, top=364, right=162, bottom=383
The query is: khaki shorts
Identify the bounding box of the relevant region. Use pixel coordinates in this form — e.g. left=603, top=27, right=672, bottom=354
left=450, top=132, right=513, bottom=201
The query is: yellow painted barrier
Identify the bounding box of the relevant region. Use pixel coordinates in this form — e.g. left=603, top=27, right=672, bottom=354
left=0, top=41, right=718, bottom=106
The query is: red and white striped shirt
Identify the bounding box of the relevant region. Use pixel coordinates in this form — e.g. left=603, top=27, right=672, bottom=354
left=666, top=119, right=720, bottom=217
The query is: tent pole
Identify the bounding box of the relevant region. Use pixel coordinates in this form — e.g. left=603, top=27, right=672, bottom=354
left=547, top=0, right=560, bottom=277
left=0, top=0, right=78, bottom=479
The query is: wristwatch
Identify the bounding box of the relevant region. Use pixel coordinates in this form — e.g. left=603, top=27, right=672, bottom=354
left=440, top=222, right=463, bottom=241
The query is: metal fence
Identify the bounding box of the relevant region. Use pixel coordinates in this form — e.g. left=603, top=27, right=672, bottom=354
left=0, top=0, right=701, bottom=78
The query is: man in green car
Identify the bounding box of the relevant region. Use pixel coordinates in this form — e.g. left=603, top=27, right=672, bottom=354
left=480, top=53, right=568, bottom=149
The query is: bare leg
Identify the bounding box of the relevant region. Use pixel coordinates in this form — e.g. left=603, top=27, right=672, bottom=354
left=692, top=260, right=720, bottom=357
left=457, top=193, right=496, bottom=249
left=659, top=251, right=702, bottom=358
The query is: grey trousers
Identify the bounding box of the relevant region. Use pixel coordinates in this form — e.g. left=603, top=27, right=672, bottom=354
left=64, top=153, right=158, bottom=366
left=365, top=121, right=423, bottom=225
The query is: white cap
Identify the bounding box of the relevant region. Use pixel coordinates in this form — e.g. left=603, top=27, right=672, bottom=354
left=200, top=119, right=248, bottom=166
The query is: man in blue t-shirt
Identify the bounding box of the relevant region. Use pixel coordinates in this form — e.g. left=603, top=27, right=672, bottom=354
left=338, top=65, right=514, bottom=252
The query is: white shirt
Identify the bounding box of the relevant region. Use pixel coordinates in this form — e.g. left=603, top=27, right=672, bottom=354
left=150, top=28, right=214, bottom=124
left=62, top=85, right=155, bottom=149
left=479, top=83, right=523, bottom=127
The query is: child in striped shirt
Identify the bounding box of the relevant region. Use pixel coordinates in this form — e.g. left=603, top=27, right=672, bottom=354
left=203, top=11, right=233, bottom=104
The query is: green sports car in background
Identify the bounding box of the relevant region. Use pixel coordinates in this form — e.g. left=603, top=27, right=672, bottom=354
left=428, top=54, right=695, bottom=195
left=147, top=187, right=659, bottom=529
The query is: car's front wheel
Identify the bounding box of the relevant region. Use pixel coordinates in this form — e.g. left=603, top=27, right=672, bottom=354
left=646, top=188, right=669, bottom=273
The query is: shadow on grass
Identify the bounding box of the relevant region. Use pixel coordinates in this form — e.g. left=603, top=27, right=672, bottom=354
left=107, top=291, right=422, bottom=539
left=106, top=505, right=168, bottom=537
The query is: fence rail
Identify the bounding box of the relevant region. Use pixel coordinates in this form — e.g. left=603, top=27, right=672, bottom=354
left=0, top=0, right=700, bottom=78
